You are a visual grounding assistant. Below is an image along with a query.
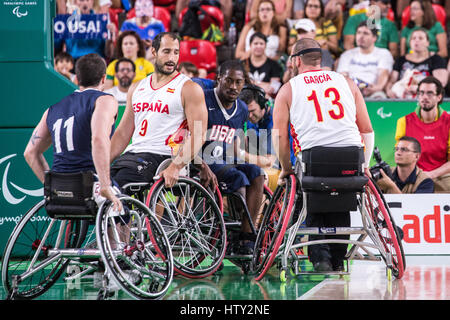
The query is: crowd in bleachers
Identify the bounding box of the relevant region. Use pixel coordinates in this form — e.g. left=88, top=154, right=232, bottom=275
left=54, top=0, right=450, bottom=100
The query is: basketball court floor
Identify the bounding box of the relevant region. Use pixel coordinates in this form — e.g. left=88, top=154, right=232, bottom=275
left=1, top=255, right=448, bottom=300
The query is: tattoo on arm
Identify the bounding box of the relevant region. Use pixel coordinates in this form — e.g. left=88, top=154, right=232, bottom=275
left=31, top=131, right=42, bottom=145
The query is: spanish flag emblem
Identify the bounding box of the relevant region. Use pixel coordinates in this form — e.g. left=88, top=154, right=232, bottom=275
left=167, top=88, right=175, bottom=93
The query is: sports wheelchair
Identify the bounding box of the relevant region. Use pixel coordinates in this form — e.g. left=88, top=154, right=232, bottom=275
left=1, top=171, right=174, bottom=300
left=123, top=159, right=273, bottom=277
left=251, top=146, right=406, bottom=282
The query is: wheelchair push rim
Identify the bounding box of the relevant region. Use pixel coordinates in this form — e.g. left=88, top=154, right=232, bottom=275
left=145, top=177, right=227, bottom=278
left=253, top=174, right=296, bottom=281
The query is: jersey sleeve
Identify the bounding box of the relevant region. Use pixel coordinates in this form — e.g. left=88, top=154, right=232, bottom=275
left=106, top=60, right=117, bottom=80
left=395, top=116, right=406, bottom=141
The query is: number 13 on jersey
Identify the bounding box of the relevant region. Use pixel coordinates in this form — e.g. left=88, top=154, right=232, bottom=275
left=307, top=87, right=344, bottom=122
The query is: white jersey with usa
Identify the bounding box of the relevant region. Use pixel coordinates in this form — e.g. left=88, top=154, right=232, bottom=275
left=125, top=72, right=190, bottom=155
left=289, top=69, right=362, bottom=151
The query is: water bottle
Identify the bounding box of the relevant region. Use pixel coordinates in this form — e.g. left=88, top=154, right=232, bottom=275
left=228, top=22, right=237, bottom=48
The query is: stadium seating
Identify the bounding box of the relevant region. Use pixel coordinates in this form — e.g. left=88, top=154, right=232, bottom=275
left=179, top=39, right=217, bottom=79
left=126, top=6, right=171, bottom=31
left=178, top=5, right=225, bottom=34
left=153, top=0, right=176, bottom=12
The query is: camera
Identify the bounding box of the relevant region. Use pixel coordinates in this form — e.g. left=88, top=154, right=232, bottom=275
left=369, top=147, right=392, bottom=181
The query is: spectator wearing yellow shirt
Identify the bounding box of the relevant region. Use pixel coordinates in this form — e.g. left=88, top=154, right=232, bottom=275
left=104, top=30, right=154, bottom=90
left=303, top=0, right=339, bottom=56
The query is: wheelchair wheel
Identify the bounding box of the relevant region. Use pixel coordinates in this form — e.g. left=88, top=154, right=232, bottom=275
left=253, top=175, right=297, bottom=281
left=96, top=195, right=174, bottom=299
left=146, top=177, right=227, bottom=278
left=1, top=200, right=84, bottom=299
left=363, top=179, right=405, bottom=279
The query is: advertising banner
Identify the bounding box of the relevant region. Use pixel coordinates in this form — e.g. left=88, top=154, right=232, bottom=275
left=351, top=194, right=450, bottom=255
left=53, top=14, right=109, bottom=41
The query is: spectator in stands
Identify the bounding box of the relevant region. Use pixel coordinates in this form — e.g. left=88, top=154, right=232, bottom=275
left=395, top=76, right=450, bottom=192
left=104, top=31, right=154, bottom=90
left=62, top=0, right=117, bottom=61
left=248, top=0, right=293, bottom=24
left=104, top=57, right=136, bottom=105
left=120, top=0, right=165, bottom=44
left=337, top=20, right=394, bottom=99
left=293, top=0, right=345, bottom=39
left=385, top=28, right=448, bottom=99
left=54, top=52, right=77, bottom=84
left=343, top=0, right=399, bottom=59
left=241, top=32, right=282, bottom=97
left=400, top=0, right=447, bottom=58
left=376, top=136, right=434, bottom=193
left=178, top=62, right=216, bottom=89
left=301, top=0, right=339, bottom=56
left=179, top=61, right=199, bottom=78
left=235, top=0, right=288, bottom=61
left=175, top=0, right=233, bottom=31
left=283, top=19, right=334, bottom=82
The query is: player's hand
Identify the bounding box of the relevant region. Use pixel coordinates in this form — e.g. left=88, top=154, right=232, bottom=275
left=160, top=163, right=180, bottom=188
left=278, top=168, right=294, bottom=185
left=100, top=186, right=122, bottom=213
left=199, top=163, right=218, bottom=190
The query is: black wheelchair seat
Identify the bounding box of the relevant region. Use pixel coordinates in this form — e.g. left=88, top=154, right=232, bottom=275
left=300, top=146, right=366, bottom=213
left=44, top=170, right=97, bottom=220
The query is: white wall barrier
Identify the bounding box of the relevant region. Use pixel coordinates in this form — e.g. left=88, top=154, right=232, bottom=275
left=351, top=194, right=450, bottom=255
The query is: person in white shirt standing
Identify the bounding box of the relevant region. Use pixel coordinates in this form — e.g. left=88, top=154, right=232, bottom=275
left=337, top=20, right=394, bottom=99
left=104, top=58, right=136, bottom=106
left=273, top=38, right=374, bottom=272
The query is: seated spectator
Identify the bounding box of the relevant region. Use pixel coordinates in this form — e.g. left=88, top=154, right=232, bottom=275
left=241, top=32, right=282, bottom=97
left=283, top=19, right=334, bottom=82
left=54, top=52, right=77, bottom=84
left=293, top=0, right=345, bottom=38
left=301, top=0, right=339, bottom=56
left=175, top=0, right=233, bottom=31
left=337, top=20, right=394, bottom=99
left=376, top=136, right=434, bottom=193
left=236, top=0, right=288, bottom=61
left=104, top=31, right=154, bottom=90
left=400, top=0, right=447, bottom=58
left=178, top=61, right=216, bottom=89
left=179, top=61, right=199, bottom=78
left=120, top=0, right=165, bottom=45
left=343, top=0, right=399, bottom=59
left=104, top=57, right=136, bottom=105
left=249, top=0, right=293, bottom=24
left=62, top=0, right=117, bottom=61
left=385, top=28, right=448, bottom=99
left=395, top=76, right=450, bottom=192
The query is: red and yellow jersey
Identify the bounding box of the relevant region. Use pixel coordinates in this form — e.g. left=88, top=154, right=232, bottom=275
left=396, top=110, right=450, bottom=171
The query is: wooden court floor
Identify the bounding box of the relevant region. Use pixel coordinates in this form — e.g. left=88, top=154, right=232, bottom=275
left=1, top=255, right=449, bottom=301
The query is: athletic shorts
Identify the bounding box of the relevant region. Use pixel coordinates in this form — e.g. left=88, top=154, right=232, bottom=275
left=209, top=163, right=263, bottom=193
left=110, top=152, right=170, bottom=188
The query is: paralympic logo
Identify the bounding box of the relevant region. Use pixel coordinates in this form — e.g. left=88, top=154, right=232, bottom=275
left=0, top=154, right=43, bottom=205
left=12, top=6, right=28, bottom=18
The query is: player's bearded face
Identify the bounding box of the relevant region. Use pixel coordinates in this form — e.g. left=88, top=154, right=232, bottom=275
left=155, top=56, right=178, bottom=75
left=154, top=37, right=180, bottom=76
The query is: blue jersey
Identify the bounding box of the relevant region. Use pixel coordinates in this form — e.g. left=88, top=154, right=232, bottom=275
left=46, top=89, right=114, bottom=173
left=202, top=89, right=248, bottom=164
